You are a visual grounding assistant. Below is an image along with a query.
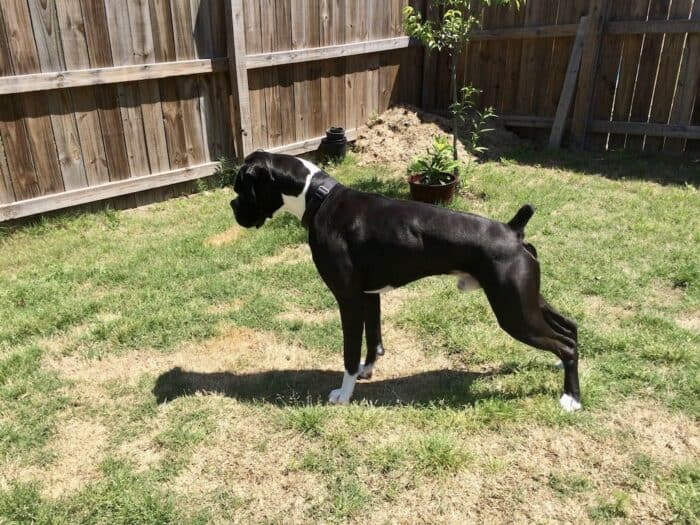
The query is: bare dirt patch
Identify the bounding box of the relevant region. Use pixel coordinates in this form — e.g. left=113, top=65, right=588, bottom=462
left=276, top=305, right=337, bottom=324
left=583, top=295, right=634, bottom=322
left=676, top=310, right=700, bottom=333
left=1, top=418, right=107, bottom=498
left=353, top=104, right=522, bottom=170
left=257, top=243, right=311, bottom=269
left=204, top=225, right=244, bottom=247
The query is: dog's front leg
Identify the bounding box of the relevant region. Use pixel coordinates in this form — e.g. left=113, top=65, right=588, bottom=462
left=359, top=294, right=384, bottom=380
left=328, top=297, right=364, bottom=405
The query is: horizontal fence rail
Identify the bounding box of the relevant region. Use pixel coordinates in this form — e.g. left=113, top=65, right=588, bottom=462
left=0, top=0, right=424, bottom=221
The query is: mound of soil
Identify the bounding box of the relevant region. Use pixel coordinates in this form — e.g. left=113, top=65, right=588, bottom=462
left=352, top=104, right=522, bottom=170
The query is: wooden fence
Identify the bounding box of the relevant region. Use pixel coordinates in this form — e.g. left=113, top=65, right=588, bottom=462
left=0, top=0, right=423, bottom=221
left=425, top=0, right=700, bottom=153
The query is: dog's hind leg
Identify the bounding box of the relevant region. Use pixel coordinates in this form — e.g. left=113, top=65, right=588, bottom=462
left=359, top=294, right=384, bottom=380
left=485, top=263, right=581, bottom=411
left=328, top=297, right=364, bottom=405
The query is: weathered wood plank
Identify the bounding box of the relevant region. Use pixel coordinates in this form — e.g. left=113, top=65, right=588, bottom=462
left=608, top=0, right=649, bottom=149
left=247, top=36, right=417, bottom=69
left=589, top=120, right=700, bottom=139
left=150, top=0, right=189, bottom=169
left=306, top=0, right=323, bottom=137
left=244, top=0, right=267, bottom=149
left=170, top=1, right=206, bottom=166
left=344, top=1, right=358, bottom=130
left=224, top=0, right=251, bottom=157
left=29, top=0, right=88, bottom=191
left=646, top=0, right=694, bottom=151
left=500, top=2, right=526, bottom=114
left=0, top=162, right=218, bottom=221
left=4, top=0, right=64, bottom=195
left=0, top=98, right=39, bottom=199
left=626, top=0, right=670, bottom=151
left=80, top=0, right=131, bottom=182
left=588, top=0, right=632, bottom=150
left=570, top=0, right=609, bottom=149
left=469, top=23, right=579, bottom=41
left=365, top=0, right=381, bottom=123
left=267, top=128, right=357, bottom=155
left=0, top=6, right=39, bottom=200
left=549, top=16, right=590, bottom=149
left=128, top=0, right=170, bottom=173
left=666, top=3, right=700, bottom=153
left=56, top=0, right=110, bottom=186
left=606, top=18, right=700, bottom=35
left=260, top=0, right=282, bottom=147
left=0, top=131, right=14, bottom=203
left=0, top=58, right=228, bottom=95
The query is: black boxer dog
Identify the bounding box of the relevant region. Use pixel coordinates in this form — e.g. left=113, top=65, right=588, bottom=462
left=231, top=151, right=581, bottom=411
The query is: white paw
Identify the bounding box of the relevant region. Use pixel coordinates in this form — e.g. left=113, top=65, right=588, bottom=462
left=553, top=360, right=564, bottom=369
left=358, top=363, right=374, bottom=380
left=328, top=388, right=351, bottom=405
left=559, top=393, right=582, bottom=412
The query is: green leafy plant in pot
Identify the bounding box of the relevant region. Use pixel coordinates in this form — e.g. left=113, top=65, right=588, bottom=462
left=402, top=0, right=519, bottom=203
left=407, top=135, right=460, bottom=204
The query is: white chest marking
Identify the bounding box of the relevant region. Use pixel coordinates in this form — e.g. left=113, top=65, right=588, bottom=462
left=273, top=158, right=321, bottom=220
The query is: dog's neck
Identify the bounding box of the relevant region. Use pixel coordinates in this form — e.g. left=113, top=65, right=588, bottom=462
left=274, top=158, right=320, bottom=220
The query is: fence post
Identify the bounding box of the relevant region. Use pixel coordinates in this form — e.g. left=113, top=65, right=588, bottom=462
left=225, top=0, right=253, bottom=158
left=570, top=0, right=610, bottom=150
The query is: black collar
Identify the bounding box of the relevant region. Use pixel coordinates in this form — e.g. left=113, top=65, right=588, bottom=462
left=301, top=177, right=340, bottom=228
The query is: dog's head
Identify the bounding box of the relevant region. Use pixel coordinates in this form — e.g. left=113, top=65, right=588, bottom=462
left=230, top=151, right=286, bottom=228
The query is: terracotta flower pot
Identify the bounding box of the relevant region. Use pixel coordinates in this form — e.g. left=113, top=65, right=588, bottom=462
left=408, top=173, right=458, bottom=204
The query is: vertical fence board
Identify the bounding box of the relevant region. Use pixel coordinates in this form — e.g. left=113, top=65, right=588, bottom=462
left=626, top=0, right=671, bottom=150
left=4, top=0, right=64, bottom=195
left=667, top=3, right=700, bottom=153
left=150, top=0, right=188, bottom=169
left=0, top=6, right=39, bottom=200
left=306, top=0, right=323, bottom=137
left=645, top=0, right=694, bottom=151
left=321, top=0, right=346, bottom=130
left=56, top=0, right=110, bottom=187
left=128, top=0, right=170, bottom=173
left=171, top=1, right=206, bottom=166
left=244, top=0, right=268, bottom=148
left=608, top=0, right=650, bottom=149
left=501, top=4, right=526, bottom=115
left=570, top=0, right=609, bottom=149
left=29, top=0, right=88, bottom=191
left=0, top=132, right=13, bottom=203
left=260, top=0, right=282, bottom=147
left=81, top=0, right=131, bottom=182
left=276, top=0, right=296, bottom=145
left=588, top=0, right=633, bottom=150
left=344, top=1, right=358, bottom=130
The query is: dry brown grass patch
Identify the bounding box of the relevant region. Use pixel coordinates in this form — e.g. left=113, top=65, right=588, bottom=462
left=257, top=244, right=311, bottom=269
left=1, top=418, right=107, bottom=498
left=204, top=225, right=244, bottom=247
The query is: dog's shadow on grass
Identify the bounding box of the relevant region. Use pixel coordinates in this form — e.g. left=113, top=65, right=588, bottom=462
left=152, top=366, right=531, bottom=407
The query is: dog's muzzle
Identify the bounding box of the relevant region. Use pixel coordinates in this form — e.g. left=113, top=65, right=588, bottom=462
left=231, top=198, right=266, bottom=228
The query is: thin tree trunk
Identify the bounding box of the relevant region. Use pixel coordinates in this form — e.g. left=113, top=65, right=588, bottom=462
left=450, top=52, right=458, bottom=175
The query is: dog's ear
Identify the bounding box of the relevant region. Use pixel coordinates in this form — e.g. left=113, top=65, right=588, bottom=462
left=233, top=165, right=246, bottom=194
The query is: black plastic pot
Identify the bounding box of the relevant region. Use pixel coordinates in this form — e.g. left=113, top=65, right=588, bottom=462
left=319, top=127, right=347, bottom=160
left=408, top=173, right=458, bottom=204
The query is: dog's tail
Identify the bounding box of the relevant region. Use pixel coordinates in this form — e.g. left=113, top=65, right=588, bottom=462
left=508, top=204, right=535, bottom=235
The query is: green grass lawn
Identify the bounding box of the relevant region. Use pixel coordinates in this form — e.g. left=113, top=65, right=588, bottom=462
left=0, top=150, right=698, bottom=524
